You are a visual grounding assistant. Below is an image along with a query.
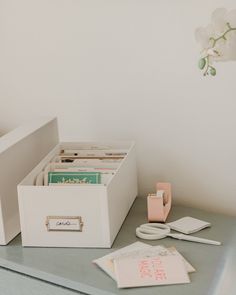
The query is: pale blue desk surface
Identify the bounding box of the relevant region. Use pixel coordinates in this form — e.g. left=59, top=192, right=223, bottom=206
left=0, top=267, right=82, bottom=295
left=0, top=197, right=235, bottom=295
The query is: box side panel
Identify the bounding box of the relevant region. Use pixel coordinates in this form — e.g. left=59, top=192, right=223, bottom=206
left=0, top=118, right=59, bottom=244
left=0, top=197, right=6, bottom=244
left=18, top=186, right=110, bottom=248
left=107, top=145, right=138, bottom=244
left=20, top=145, right=59, bottom=186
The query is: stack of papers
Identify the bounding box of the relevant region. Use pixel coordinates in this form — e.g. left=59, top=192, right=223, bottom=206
left=93, top=242, right=195, bottom=289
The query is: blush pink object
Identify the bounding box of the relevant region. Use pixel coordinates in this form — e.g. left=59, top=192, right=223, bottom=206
left=147, top=183, right=172, bottom=222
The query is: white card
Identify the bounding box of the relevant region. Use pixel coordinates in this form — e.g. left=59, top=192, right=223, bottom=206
left=168, top=216, right=211, bottom=234
left=114, top=254, right=190, bottom=288
left=116, top=246, right=195, bottom=273
left=93, top=243, right=195, bottom=282
left=166, top=247, right=195, bottom=273
left=93, top=242, right=151, bottom=280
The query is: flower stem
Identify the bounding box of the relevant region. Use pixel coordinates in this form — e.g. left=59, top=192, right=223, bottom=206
left=203, top=56, right=210, bottom=76
left=201, top=22, right=236, bottom=76
left=209, top=22, right=236, bottom=47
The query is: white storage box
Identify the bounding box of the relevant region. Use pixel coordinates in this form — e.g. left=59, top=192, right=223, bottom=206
left=0, top=118, right=59, bottom=245
left=18, top=118, right=137, bottom=248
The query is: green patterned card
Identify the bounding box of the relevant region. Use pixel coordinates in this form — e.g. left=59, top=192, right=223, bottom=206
left=48, top=172, right=101, bottom=184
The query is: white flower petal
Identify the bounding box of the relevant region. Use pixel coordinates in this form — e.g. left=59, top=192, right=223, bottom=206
left=195, top=27, right=211, bottom=48
left=205, top=23, right=215, bottom=37
left=208, top=56, right=214, bottom=65
left=225, top=33, right=236, bottom=59
left=211, top=7, right=228, bottom=34
left=226, top=9, right=236, bottom=27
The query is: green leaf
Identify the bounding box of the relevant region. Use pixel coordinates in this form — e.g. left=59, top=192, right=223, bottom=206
left=198, top=58, right=206, bottom=70
left=210, top=67, right=216, bottom=76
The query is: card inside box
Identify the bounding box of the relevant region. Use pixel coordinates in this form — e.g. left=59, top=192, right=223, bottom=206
left=30, top=142, right=130, bottom=187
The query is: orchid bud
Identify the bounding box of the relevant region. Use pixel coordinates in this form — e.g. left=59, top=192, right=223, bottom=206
left=198, top=58, right=206, bottom=70
left=210, top=67, right=216, bottom=76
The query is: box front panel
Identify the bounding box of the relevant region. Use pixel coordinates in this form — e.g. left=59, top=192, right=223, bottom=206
left=18, top=186, right=110, bottom=247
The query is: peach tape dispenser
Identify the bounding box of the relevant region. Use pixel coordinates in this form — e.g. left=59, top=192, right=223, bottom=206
left=147, top=182, right=172, bottom=222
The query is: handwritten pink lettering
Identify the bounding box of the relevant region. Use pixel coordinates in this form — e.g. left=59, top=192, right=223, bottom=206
left=138, top=260, right=153, bottom=279
left=138, top=257, right=167, bottom=282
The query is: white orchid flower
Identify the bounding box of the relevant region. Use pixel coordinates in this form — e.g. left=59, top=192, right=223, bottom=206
left=195, top=8, right=236, bottom=76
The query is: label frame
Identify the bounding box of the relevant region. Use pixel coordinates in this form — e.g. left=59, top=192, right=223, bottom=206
left=45, top=216, right=84, bottom=232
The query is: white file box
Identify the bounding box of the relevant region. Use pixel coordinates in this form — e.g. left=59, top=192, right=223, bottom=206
left=0, top=118, right=59, bottom=245
left=17, top=118, right=137, bottom=248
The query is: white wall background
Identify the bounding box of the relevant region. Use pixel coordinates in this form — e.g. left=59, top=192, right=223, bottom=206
left=0, top=0, right=236, bottom=215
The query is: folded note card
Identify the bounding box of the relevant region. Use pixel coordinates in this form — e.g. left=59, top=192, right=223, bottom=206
left=123, top=246, right=195, bottom=274
left=94, top=242, right=195, bottom=283
left=166, top=247, right=195, bottom=273
left=93, top=242, right=151, bottom=280
left=114, top=254, right=190, bottom=288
